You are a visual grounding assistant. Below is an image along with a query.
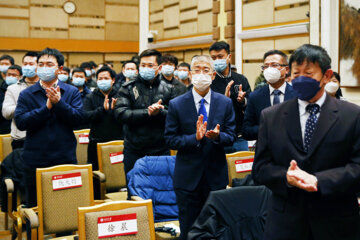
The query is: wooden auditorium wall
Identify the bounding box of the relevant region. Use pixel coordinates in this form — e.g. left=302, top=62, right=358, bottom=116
left=0, top=0, right=140, bottom=72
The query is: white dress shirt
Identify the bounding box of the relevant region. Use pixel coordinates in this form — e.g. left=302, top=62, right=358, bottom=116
left=192, top=88, right=211, bottom=115
left=269, top=82, right=287, bottom=106
left=298, top=92, right=327, bottom=141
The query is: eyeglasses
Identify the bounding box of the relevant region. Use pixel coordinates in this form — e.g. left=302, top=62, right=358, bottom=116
left=191, top=69, right=212, bottom=75
left=261, top=64, right=287, bottom=70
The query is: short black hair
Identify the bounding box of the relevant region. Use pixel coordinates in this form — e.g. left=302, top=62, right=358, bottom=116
left=96, top=66, right=116, bottom=79
left=7, top=65, right=22, bottom=76
left=122, top=60, right=138, bottom=70
left=62, top=66, right=70, bottom=74
left=0, top=55, right=15, bottom=65
left=161, top=54, right=178, bottom=67
left=289, top=44, right=331, bottom=74
left=88, top=61, right=97, bottom=68
left=22, top=51, right=38, bottom=62
left=178, top=62, right=191, bottom=71
left=139, top=49, right=162, bottom=65
left=263, top=49, right=288, bottom=64
left=80, top=62, right=91, bottom=69
left=71, top=67, right=85, bottom=77
left=106, top=62, right=114, bottom=68
left=37, top=48, right=64, bottom=66
left=209, top=41, right=230, bottom=54
left=332, top=71, right=341, bottom=83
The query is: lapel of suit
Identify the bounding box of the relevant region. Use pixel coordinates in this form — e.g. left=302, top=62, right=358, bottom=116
left=284, top=83, right=293, bottom=101
left=207, top=91, right=218, bottom=129
left=187, top=91, right=199, bottom=126
left=261, top=85, right=271, bottom=108
left=284, top=98, right=306, bottom=153
left=307, top=94, right=338, bottom=156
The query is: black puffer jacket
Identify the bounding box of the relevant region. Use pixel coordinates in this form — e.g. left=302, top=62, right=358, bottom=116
left=160, top=74, right=187, bottom=97
left=114, top=74, right=176, bottom=153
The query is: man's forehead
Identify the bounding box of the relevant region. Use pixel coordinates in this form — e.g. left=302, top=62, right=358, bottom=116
left=193, top=62, right=211, bottom=68
left=7, top=69, right=20, bottom=75
left=210, top=49, right=227, bottom=56
left=38, top=55, right=57, bottom=63
left=125, top=63, right=136, bottom=68
left=98, top=71, right=111, bottom=77
left=264, top=54, right=284, bottom=63
left=23, top=56, right=37, bottom=62
left=0, top=59, right=11, bottom=64
left=140, top=56, right=157, bottom=63
left=292, top=60, right=319, bottom=69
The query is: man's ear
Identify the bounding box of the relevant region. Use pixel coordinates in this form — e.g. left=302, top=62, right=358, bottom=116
left=323, top=69, right=333, bottom=84
left=211, top=71, right=216, bottom=80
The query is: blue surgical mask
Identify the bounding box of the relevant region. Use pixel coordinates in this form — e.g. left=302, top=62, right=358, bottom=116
left=91, top=69, right=96, bottom=75
left=72, top=77, right=85, bottom=87
left=124, top=70, right=137, bottom=80
left=292, top=76, right=321, bottom=101
left=177, top=71, right=188, bottom=80
left=37, top=67, right=57, bottom=82
left=97, top=79, right=112, bottom=92
left=0, top=65, right=9, bottom=73
left=214, top=58, right=228, bottom=73
left=174, top=70, right=178, bottom=77
left=58, top=74, right=68, bottom=82
left=85, top=70, right=91, bottom=77
left=22, top=66, right=37, bottom=78
left=139, top=67, right=156, bottom=81
left=5, top=76, right=17, bottom=86
left=162, top=65, right=175, bottom=76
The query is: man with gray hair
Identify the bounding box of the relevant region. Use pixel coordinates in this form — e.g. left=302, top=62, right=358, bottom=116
left=165, top=55, right=236, bottom=239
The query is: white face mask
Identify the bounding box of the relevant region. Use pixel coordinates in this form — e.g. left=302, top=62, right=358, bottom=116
left=264, top=67, right=281, bottom=84
left=192, top=74, right=212, bottom=92
left=324, top=82, right=339, bottom=94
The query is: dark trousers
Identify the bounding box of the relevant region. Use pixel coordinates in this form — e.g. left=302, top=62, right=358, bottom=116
left=23, top=167, right=37, bottom=208
left=87, top=140, right=99, bottom=170
left=174, top=176, right=211, bottom=240
left=11, top=139, right=24, bottom=151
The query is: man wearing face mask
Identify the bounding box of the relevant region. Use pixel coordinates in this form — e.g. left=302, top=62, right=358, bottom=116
left=3, top=52, right=39, bottom=150
left=0, top=55, right=15, bottom=86
left=80, top=61, right=97, bottom=90
left=14, top=48, right=83, bottom=207
left=242, top=50, right=295, bottom=141
left=160, top=54, right=187, bottom=97
left=57, top=66, right=70, bottom=84
left=165, top=55, right=236, bottom=239
left=177, top=62, right=192, bottom=90
left=209, top=41, right=251, bottom=153
left=114, top=49, right=176, bottom=188
left=325, top=71, right=345, bottom=100
left=253, top=44, right=360, bottom=240
left=84, top=66, right=123, bottom=170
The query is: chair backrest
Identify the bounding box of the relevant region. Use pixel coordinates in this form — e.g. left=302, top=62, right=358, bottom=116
left=74, top=129, right=91, bottom=165
left=0, top=134, right=12, bottom=162
left=78, top=200, right=155, bottom=240
left=97, top=140, right=126, bottom=191
left=36, top=164, right=94, bottom=237
left=226, top=151, right=255, bottom=187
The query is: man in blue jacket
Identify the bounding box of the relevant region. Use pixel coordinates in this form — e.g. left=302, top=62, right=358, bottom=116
left=14, top=48, right=83, bottom=207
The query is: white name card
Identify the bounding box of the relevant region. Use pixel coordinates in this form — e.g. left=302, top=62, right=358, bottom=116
left=98, top=213, right=138, bottom=238
left=109, top=152, right=124, bottom=164
left=79, top=134, right=89, bottom=144
left=235, top=158, right=254, bottom=173
left=52, top=172, right=82, bottom=191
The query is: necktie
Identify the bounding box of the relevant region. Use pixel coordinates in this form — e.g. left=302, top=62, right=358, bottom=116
left=198, top=98, right=207, bottom=122
left=273, top=89, right=281, bottom=105
left=304, top=103, right=320, bottom=152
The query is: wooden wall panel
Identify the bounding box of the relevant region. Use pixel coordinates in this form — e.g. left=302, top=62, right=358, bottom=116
left=150, top=12, right=163, bottom=23
left=243, top=40, right=274, bottom=60
left=69, top=17, right=105, bottom=27
left=184, top=49, right=201, bottom=63
left=1, top=0, right=28, bottom=5
left=0, top=7, right=29, bottom=18
left=105, top=22, right=138, bottom=41
left=180, top=9, right=197, bottom=22
left=72, top=0, right=105, bottom=16
left=30, top=7, right=68, bottom=28
left=0, top=51, right=27, bottom=65
left=275, top=0, right=308, bottom=7
left=31, top=30, right=68, bottom=39
left=69, top=28, right=105, bottom=40
left=68, top=53, right=104, bottom=67
left=164, top=0, right=179, bottom=6
left=179, top=0, right=196, bottom=10
left=164, top=28, right=180, bottom=39
left=105, top=53, right=136, bottom=62
left=243, top=63, right=263, bottom=90
left=150, top=22, right=164, bottom=39
left=163, top=5, right=180, bottom=29
left=150, top=0, right=163, bottom=13
left=197, top=0, right=212, bottom=12
left=106, top=0, right=138, bottom=4
left=0, top=19, right=29, bottom=38
left=197, top=11, right=212, bottom=33
left=105, top=5, right=139, bottom=23
left=274, top=5, right=309, bottom=23
left=167, top=51, right=184, bottom=61
left=243, top=0, right=274, bottom=27
left=180, top=21, right=197, bottom=36
left=30, top=0, right=66, bottom=4
left=274, top=36, right=309, bottom=51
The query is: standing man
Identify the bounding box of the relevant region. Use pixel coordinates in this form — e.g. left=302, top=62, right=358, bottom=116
left=160, top=54, right=187, bottom=97
left=177, top=62, right=192, bottom=90
left=242, top=50, right=295, bottom=140
left=114, top=49, right=176, bottom=178
left=14, top=48, right=83, bottom=207
left=81, top=61, right=97, bottom=89
left=209, top=41, right=251, bottom=152
left=165, top=55, right=236, bottom=239
left=253, top=44, right=360, bottom=240
left=3, top=52, right=39, bottom=150
left=0, top=55, right=14, bottom=85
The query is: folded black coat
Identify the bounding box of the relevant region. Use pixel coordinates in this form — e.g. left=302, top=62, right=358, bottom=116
left=188, top=186, right=272, bottom=240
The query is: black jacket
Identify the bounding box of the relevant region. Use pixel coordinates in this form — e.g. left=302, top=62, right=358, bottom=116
left=160, top=74, right=187, bottom=97
left=83, top=88, right=123, bottom=142
left=211, top=70, right=251, bottom=136
left=85, top=78, right=97, bottom=89
left=0, top=81, right=11, bottom=134
left=114, top=74, right=176, bottom=153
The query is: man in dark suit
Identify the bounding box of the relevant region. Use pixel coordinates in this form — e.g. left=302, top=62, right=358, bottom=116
left=165, top=55, right=236, bottom=240
left=243, top=50, right=296, bottom=140
left=253, top=44, right=360, bottom=240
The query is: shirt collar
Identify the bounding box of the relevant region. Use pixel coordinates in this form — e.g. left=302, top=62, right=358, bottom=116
left=298, top=91, right=327, bottom=116
left=192, top=87, right=211, bottom=105
left=269, top=81, right=287, bottom=95
left=215, top=64, right=231, bottom=78
left=40, top=80, right=59, bottom=89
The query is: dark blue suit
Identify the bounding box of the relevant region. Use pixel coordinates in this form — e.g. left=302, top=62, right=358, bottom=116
left=242, top=83, right=295, bottom=140
left=165, top=90, right=236, bottom=239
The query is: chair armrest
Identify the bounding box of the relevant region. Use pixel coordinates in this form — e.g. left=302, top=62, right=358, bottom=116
left=93, top=171, right=106, bottom=183
left=23, top=208, right=39, bottom=229
left=94, top=200, right=106, bottom=205
left=4, top=178, right=14, bottom=193
left=226, top=185, right=232, bottom=189
left=131, top=196, right=144, bottom=201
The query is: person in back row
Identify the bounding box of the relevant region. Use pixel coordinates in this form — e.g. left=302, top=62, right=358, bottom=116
left=160, top=54, right=187, bottom=97
left=0, top=55, right=14, bottom=85
left=177, top=62, right=192, bottom=90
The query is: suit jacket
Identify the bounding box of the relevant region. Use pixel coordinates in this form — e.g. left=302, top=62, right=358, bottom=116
left=165, top=90, right=236, bottom=191
left=252, top=95, right=360, bottom=240
left=242, top=83, right=295, bottom=140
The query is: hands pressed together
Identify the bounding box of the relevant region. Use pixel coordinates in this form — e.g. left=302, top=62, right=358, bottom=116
left=225, top=81, right=246, bottom=103
left=286, top=160, right=318, bottom=192
left=104, top=95, right=117, bottom=110
left=196, top=114, right=220, bottom=141
left=148, top=99, right=164, bottom=116
left=46, top=86, right=61, bottom=109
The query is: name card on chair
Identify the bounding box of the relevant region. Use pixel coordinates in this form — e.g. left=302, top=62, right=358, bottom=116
left=79, top=134, right=89, bottom=144
left=109, top=152, right=124, bottom=164
left=235, top=158, right=254, bottom=173
left=52, top=172, right=82, bottom=191
left=98, top=213, right=138, bottom=238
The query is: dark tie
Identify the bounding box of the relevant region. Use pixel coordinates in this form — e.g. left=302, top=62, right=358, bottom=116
left=198, top=99, right=207, bottom=122
left=304, top=103, right=320, bottom=152
left=273, top=89, right=281, bottom=105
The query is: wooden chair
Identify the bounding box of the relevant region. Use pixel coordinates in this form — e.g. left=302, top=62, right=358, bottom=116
left=95, top=140, right=127, bottom=201
left=78, top=200, right=155, bottom=240
left=73, top=129, right=90, bottom=165
left=21, top=164, right=95, bottom=240
left=226, top=151, right=255, bottom=187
